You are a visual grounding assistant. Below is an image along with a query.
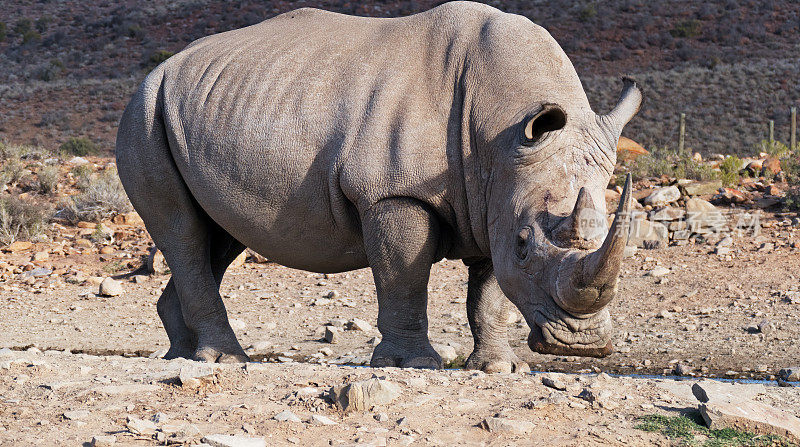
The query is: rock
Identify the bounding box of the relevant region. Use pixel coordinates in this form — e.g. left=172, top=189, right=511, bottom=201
left=91, top=435, right=116, bottom=447
left=480, top=417, right=535, bottom=435
left=3, top=241, right=33, bottom=253
left=646, top=266, right=670, bottom=277
left=324, top=326, right=341, bottom=344
left=229, top=251, right=248, bottom=269
left=648, top=206, right=685, bottom=222
left=131, top=275, right=148, bottom=284
left=716, top=236, right=733, bottom=247
left=762, top=157, right=781, bottom=174
left=273, top=410, right=302, bottom=423
left=32, top=251, right=49, bottom=262
left=309, top=414, right=337, bottom=426
left=98, top=278, right=123, bottom=297
left=68, top=156, right=90, bottom=165
left=617, top=136, right=648, bottom=161
left=202, top=434, right=267, bottom=447
left=126, top=416, right=157, bottom=435
left=712, top=188, right=750, bottom=205
left=697, top=394, right=800, bottom=442
left=330, top=378, right=401, bottom=412
left=628, top=219, right=669, bottom=249
left=319, top=347, right=333, bottom=356
left=714, top=246, right=731, bottom=256
left=374, top=413, right=389, bottom=422
left=686, top=198, right=726, bottom=234
left=778, top=367, right=799, bottom=382
left=179, top=363, right=216, bottom=388
left=784, top=291, right=800, bottom=304
left=682, top=179, right=722, bottom=196
left=643, top=186, right=681, bottom=207
left=246, top=248, right=269, bottom=263
left=146, top=247, right=169, bottom=275
left=674, top=363, right=692, bottom=376
left=347, top=318, right=372, bottom=332
left=112, top=211, right=143, bottom=225
left=63, top=410, right=90, bottom=420
left=541, top=375, right=566, bottom=391
left=99, top=246, right=115, bottom=255
left=433, top=344, right=457, bottom=364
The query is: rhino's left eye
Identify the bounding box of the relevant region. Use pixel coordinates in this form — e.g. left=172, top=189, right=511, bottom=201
left=522, top=104, right=567, bottom=146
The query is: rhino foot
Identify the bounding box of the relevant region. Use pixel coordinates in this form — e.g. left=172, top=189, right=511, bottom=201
left=192, top=346, right=250, bottom=363
left=370, top=340, right=442, bottom=369
left=465, top=347, right=530, bottom=374
left=163, top=343, right=196, bottom=360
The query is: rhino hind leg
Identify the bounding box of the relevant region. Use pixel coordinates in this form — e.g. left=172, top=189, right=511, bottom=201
left=158, top=227, right=246, bottom=361
left=464, top=259, right=530, bottom=374
left=363, top=198, right=443, bottom=369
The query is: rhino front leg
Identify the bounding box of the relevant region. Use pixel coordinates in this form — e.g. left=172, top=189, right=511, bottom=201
left=363, top=198, right=442, bottom=369
left=464, top=258, right=531, bottom=373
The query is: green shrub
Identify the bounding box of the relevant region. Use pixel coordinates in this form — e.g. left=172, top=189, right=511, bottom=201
left=578, top=3, right=597, bottom=22
left=60, top=137, right=98, bottom=156
left=37, top=166, right=60, bottom=195
left=34, top=16, right=52, bottom=34
left=628, top=147, right=716, bottom=182
left=0, top=196, right=50, bottom=244
left=719, top=156, right=742, bottom=187
left=14, top=18, right=32, bottom=35
left=670, top=19, right=702, bottom=38
left=757, top=140, right=791, bottom=159
left=149, top=50, right=174, bottom=66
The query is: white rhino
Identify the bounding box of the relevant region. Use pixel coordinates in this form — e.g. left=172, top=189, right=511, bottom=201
left=116, top=1, right=640, bottom=372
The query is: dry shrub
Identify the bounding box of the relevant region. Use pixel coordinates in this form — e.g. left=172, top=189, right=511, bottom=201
left=56, top=168, right=131, bottom=223
left=0, top=196, right=50, bottom=244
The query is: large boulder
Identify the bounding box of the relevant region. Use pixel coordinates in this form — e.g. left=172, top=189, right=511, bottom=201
left=686, top=198, right=726, bottom=234
left=643, top=186, right=681, bottom=207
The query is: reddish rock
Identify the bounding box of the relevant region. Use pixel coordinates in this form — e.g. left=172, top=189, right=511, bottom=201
left=761, top=157, right=781, bottom=175
left=616, top=136, right=648, bottom=161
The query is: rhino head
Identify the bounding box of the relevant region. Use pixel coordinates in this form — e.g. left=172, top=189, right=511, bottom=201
left=481, top=78, right=641, bottom=358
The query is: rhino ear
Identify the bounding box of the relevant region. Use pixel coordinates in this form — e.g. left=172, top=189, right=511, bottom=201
left=522, top=104, right=567, bottom=146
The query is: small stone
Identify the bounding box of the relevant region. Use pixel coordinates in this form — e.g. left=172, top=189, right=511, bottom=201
left=179, top=363, right=216, bottom=388
left=778, top=367, right=799, bottom=382
left=4, top=241, right=33, bottom=253
left=541, top=375, right=566, bottom=391
left=682, top=180, right=723, bottom=196
left=63, top=410, right=90, bottom=420
left=674, top=364, right=692, bottom=376
left=348, top=318, right=372, bottom=332
left=32, top=251, right=49, bottom=262
left=68, top=156, right=90, bottom=165
left=330, top=378, right=401, bottom=412
left=374, top=412, right=389, bottom=422
left=202, top=434, right=267, bottom=447
left=98, top=278, right=123, bottom=297
left=646, top=266, right=670, bottom=277
left=90, top=435, right=116, bottom=447
left=480, top=417, right=535, bottom=435
left=319, top=347, right=333, bottom=356
left=432, top=344, right=457, bottom=364
left=274, top=410, right=302, bottom=423
left=146, top=247, right=169, bottom=275
left=98, top=246, right=115, bottom=255
left=126, top=416, right=157, bottom=435
left=229, top=251, right=247, bottom=269
left=715, top=246, right=731, bottom=256
left=324, top=326, right=341, bottom=344
left=309, top=414, right=337, bottom=426
left=131, top=275, right=148, bottom=284
left=151, top=412, right=169, bottom=424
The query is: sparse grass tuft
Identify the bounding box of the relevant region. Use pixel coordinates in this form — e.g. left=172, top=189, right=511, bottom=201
left=670, top=19, right=702, bottom=38
left=149, top=50, right=174, bottom=67
left=443, top=355, right=467, bottom=369
left=758, top=140, right=791, bottom=159
left=56, top=168, right=131, bottom=223
left=59, top=137, right=98, bottom=157
left=634, top=412, right=792, bottom=446
left=70, top=165, right=94, bottom=190
left=0, top=196, right=50, bottom=245
left=37, top=165, right=60, bottom=195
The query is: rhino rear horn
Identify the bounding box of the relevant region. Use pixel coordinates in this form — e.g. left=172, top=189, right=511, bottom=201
left=601, top=78, right=643, bottom=134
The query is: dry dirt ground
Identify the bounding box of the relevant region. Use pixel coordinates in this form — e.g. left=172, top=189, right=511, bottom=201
left=0, top=205, right=800, bottom=445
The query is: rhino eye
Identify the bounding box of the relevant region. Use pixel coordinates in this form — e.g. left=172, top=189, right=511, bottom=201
left=522, top=105, right=567, bottom=146
left=515, top=226, right=532, bottom=262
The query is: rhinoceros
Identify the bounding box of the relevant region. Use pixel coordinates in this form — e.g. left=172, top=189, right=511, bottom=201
left=116, top=1, right=640, bottom=372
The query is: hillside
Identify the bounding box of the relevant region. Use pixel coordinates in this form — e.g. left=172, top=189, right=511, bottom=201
left=1, top=0, right=798, bottom=156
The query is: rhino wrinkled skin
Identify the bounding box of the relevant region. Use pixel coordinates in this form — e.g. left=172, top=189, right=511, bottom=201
left=116, top=1, right=641, bottom=371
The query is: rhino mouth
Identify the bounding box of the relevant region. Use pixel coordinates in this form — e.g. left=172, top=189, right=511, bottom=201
left=525, top=304, right=613, bottom=358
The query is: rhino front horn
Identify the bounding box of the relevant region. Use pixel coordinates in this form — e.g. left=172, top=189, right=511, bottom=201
left=552, top=173, right=632, bottom=315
